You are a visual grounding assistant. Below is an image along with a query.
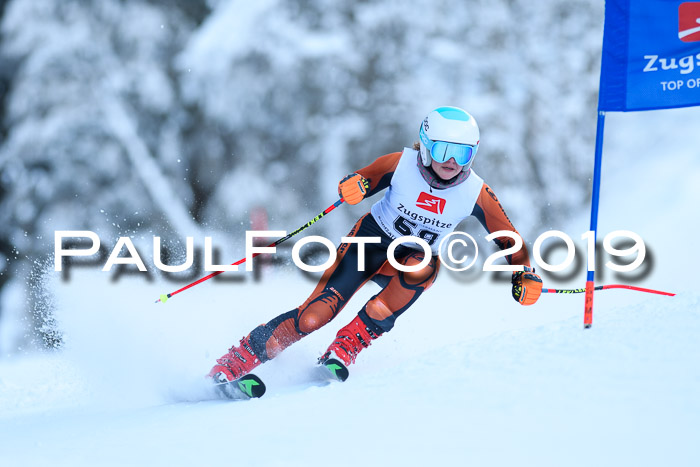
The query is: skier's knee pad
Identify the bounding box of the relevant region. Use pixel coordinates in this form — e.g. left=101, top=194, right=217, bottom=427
left=297, top=303, right=334, bottom=334
left=297, top=288, right=343, bottom=334
left=400, top=253, right=438, bottom=286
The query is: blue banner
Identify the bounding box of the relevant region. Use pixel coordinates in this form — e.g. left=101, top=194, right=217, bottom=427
left=599, top=0, right=700, bottom=111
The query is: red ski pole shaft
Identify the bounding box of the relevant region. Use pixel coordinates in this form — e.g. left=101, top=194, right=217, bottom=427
left=155, top=198, right=345, bottom=303
left=542, top=284, right=675, bottom=296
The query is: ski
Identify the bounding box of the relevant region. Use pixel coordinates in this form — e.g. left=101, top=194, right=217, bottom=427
left=206, top=359, right=345, bottom=402
left=318, top=357, right=350, bottom=382
left=212, top=373, right=266, bottom=400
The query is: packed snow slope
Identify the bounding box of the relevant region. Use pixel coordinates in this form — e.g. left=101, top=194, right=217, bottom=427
left=2, top=285, right=698, bottom=467
left=1, top=108, right=700, bottom=467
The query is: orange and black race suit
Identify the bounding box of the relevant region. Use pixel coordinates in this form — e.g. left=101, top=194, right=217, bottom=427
left=246, top=152, right=531, bottom=362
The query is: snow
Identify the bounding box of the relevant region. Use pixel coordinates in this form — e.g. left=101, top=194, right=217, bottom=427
left=1, top=274, right=698, bottom=466
left=2, top=107, right=700, bottom=466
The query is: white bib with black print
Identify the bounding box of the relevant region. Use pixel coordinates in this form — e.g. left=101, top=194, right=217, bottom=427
left=370, top=148, right=484, bottom=255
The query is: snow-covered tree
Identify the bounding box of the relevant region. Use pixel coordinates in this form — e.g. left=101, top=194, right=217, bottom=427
left=178, top=0, right=604, bottom=235
left=0, top=0, right=209, bottom=348
left=0, top=0, right=605, bottom=349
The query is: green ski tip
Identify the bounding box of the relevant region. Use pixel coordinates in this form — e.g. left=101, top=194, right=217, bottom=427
left=159, top=294, right=169, bottom=303
left=327, top=363, right=342, bottom=377
left=238, top=379, right=260, bottom=397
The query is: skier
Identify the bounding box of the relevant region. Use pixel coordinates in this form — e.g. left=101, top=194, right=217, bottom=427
left=209, top=106, right=543, bottom=384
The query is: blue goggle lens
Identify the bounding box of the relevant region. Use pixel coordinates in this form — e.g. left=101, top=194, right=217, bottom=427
left=430, top=141, right=474, bottom=166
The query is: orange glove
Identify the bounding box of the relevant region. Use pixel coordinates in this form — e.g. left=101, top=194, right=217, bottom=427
left=511, top=266, right=543, bottom=306
left=338, top=173, right=369, bottom=205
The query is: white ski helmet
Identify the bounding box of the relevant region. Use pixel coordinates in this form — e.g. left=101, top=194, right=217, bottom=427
left=419, top=106, right=480, bottom=172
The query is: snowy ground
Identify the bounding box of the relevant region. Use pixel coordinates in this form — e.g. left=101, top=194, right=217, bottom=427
left=2, top=276, right=698, bottom=467
left=1, top=108, right=700, bottom=466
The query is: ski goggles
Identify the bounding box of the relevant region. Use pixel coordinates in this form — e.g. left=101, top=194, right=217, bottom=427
left=420, top=129, right=477, bottom=166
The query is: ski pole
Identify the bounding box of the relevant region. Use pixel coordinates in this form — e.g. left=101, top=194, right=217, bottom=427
left=543, top=284, right=675, bottom=297
left=155, top=198, right=345, bottom=303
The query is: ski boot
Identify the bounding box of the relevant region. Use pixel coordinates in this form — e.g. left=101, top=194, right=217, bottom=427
left=318, top=315, right=379, bottom=382
left=208, top=335, right=266, bottom=399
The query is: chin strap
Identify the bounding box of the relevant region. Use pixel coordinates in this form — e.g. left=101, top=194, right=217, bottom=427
left=416, top=153, right=469, bottom=189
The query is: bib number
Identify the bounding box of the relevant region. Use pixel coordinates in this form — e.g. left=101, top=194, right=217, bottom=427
left=393, top=216, right=439, bottom=246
